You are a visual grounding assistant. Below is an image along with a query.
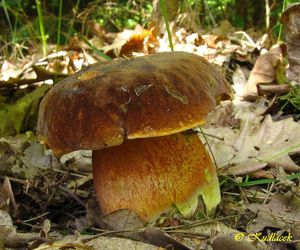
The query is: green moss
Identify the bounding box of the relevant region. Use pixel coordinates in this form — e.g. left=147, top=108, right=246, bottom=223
left=0, top=85, right=50, bottom=136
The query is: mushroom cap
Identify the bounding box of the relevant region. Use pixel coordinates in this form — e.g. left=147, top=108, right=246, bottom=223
left=37, top=52, right=233, bottom=156
left=280, top=3, right=300, bottom=24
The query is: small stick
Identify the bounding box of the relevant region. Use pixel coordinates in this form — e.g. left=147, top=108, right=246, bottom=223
left=257, top=84, right=291, bottom=95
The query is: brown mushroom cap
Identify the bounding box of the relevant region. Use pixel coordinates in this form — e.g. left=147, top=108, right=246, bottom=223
left=37, top=51, right=233, bottom=156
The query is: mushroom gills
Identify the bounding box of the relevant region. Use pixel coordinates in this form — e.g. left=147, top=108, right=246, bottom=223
left=92, top=132, right=221, bottom=221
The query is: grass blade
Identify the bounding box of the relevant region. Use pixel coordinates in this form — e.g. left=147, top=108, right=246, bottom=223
left=159, top=0, right=174, bottom=51
left=76, top=31, right=112, bottom=61
left=56, top=0, right=63, bottom=51
left=35, top=0, right=47, bottom=56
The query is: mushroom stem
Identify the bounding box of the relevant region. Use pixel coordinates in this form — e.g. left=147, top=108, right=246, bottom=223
left=92, top=132, right=221, bottom=221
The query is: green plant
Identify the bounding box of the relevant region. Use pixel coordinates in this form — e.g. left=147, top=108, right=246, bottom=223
left=0, top=1, right=34, bottom=58
left=239, top=172, right=300, bottom=187
left=76, top=31, right=112, bottom=61
left=276, top=0, right=287, bottom=42
left=56, top=0, right=63, bottom=51
left=279, top=85, right=300, bottom=115
left=66, top=0, right=80, bottom=44
left=1, top=0, right=14, bottom=41
left=160, top=0, right=174, bottom=51
left=35, top=0, right=47, bottom=56
left=90, top=1, right=152, bottom=32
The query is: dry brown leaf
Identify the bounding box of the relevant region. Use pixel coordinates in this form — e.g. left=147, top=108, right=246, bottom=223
left=0, top=177, right=17, bottom=213
left=247, top=192, right=300, bottom=232
left=202, top=34, right=220, bottom=49
left=281, top=3, right=300, bottom=83
left=201, top=102, right=300, bottom=174
left=184, top=221, right=238, bottom=235
left=0, top=60, right=24, bottom=81
left=171, top=221, right=243, bottom=249
left=129, top=227, right=191, bottom=250
left=185, top=33, right=205, bottom=46
left=246, top=45, right=283, bottom=95
left=101, top=25, right=158, bottom=58
left=119, top=30, right=156, bottom=57
left=87, top=236, right=161, bottom=250
left=291, top=222, right=300, bottom=241
left=33, top=243, right=93, bottom=250
left=0, top=181, right=10, bottom=211
left=174, top=28, right=187, bottom=43
left=11, top=142, right=52, bottom=179
left=223, top=160, right=267, bottom=176
left=248, top=169, right=274, bottom=179
left=232, top=65, right=249, bottom=98
left=102, top=209, right=144, bottom=231
left=0, top=210, right=38, bottom=248
left=211, top=234, right=257, bottom=250
left=205, top=100, right=240, bottom=127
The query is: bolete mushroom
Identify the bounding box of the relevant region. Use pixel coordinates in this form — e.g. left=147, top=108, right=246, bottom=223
left=37, top=52, right=233, bottom=221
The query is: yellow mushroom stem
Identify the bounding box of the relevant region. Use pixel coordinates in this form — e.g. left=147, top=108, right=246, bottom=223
left=92, top=132, right=221, bottom=221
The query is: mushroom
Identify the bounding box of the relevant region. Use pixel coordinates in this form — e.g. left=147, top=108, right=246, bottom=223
left=37, top=52, right=233, bottom=221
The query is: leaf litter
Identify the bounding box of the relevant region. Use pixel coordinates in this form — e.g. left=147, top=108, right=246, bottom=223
left=200, top=100, right=300, bottom=175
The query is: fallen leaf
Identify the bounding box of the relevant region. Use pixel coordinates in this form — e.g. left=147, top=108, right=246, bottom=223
left=182, top=220, right=239, bottom=236
left=223, top=159, right=267, bottom=176
left=61, top=150, right=92, bottom=172
left=166, top=221, right=241, bottom=249
left=101, top=25, right=157, bottom=58
left=22, top=142, right=51, bottom=168
left=232, top=65, right=248, bottom=98
left=201, top=102, right=300, bottom=174
left=185, top=33, right=205, bottom=46
left=246, top=45, right=283, bottom=95
left=247, top=192, right=300, bottom=232
left=202, top=34, right=220, bottom=49
left=11, top=142, right=52, bottom=179
left=40, top=219, right=51, bottom=238
left=0, top=209, right=33, bottom=249
left=0, top=177, right=17, bottom=213
left=137, top=227, right=192, bottom=249
left=291, top=222, right=300, bottom=241
left=0, top=60, right=23, bottom=81
left=211, top=234, right=257, bottom=250
left=102, top=209, right=144, bottom=231
left=33, top=241, right=93, bottom=250
left=87, top=236, right=161, bottom=250
left=281, top=3, right=300, bottom=83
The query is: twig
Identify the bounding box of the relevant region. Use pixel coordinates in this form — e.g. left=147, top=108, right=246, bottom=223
left=229, top=31, right=256, bottom=48
left=0, top=176, right=27, bottom=184
left=257, top=84, right=291, bottom=95
left=199, top=126, right=218, bottom=168
left=265, top=0, right=270, bottom=29
left=167, top=230, right=210, bottom=238
left=58, top=185, right=86, bottom=207
left=0, top=66, right=67, bottom=89
left=197, top=131, right=224, bottom=141
left=23, top=212, right=50, bottom=223
left=82, top=227, right=147, bottom=243
left=162, top=213, right=248, bottom=231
